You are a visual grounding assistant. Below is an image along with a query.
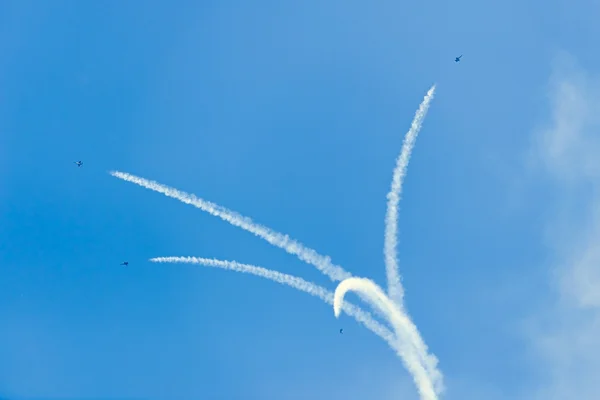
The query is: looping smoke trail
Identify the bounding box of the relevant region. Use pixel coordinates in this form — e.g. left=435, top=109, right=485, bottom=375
left=149, top=256, right=404, bottom=355
left=110, top=171, right=350, bottom=283
left=334, top=277, right=443, bottom=400
left=385, top=85, right=436, bottom=305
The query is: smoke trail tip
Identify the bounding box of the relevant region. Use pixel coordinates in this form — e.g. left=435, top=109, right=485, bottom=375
left=334, top=306, right=342, bottom=318
left=333, top=293, right=343, bottom=318
left=150, top=256, right=183, bottom=263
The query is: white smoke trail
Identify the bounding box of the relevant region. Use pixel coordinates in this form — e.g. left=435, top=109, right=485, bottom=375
left=385, top=85, right=436, bottom=305
left=110, top=171, right=351, bottom=282
left=334, top=277, right=443, bottom=400
left=151, top=256, right=442, bottom=399
left=110, top=171, right=389, bottom=324
left=149, top=256, right=405, bottom=356
left=115, top=82, right=444, bottom=399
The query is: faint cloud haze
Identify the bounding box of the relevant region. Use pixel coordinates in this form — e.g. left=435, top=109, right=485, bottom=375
left=534, top=54, right=600, bottom=184
left=528, top=52, right=600, bottom=399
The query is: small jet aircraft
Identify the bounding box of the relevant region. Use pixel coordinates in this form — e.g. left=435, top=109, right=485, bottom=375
left=74, top=161, right=83, bottom=167
left=120, top=261, right=129, bottom=266
left=339, top=328, right=344, bottom=334
left=455, top=55, right=462, bottom=62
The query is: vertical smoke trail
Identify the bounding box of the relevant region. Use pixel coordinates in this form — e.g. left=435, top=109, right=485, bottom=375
left=333, top=277, right=443, bottom=400
left=384, top=85, right=436, bottom=305
left=110, top=171, right=351, bottom=282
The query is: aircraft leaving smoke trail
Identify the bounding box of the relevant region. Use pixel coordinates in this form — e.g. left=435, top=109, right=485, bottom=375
left=385, top=85, right=436, bottom=306
left=333, top=277, right=443, bottom=399
left=110, top=171, right=351, bottom=283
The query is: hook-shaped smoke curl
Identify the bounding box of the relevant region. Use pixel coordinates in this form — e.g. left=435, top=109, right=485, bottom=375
left=334, top=277, right=442, bottom=400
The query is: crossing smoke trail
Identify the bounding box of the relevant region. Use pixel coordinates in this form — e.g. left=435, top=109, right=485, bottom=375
left=150, top=255, right=443, bottom=399
left=110, top=171, right=351, bottom=283
left=385, top=85, right=436, bottom=306
left=149, top=256, right=400, bottom=354
left=334, top=277, right=443, bottom=399
left=110, top=171, right=388, bottom=324
left=114, top=83, right=443, bottom=400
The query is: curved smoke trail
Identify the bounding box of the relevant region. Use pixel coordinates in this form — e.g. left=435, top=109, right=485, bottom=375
left=333, top=277, right=443, bottom=400
left=110, top=171, right=386, bottom=322
left=385, top=85, right=436, bottom=305
left=149, top=256, right=400, bottom=353
left=113, top=83, right=443, bottom=400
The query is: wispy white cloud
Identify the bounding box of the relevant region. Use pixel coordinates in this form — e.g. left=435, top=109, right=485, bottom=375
left=532, top=55, right=600, bottom=185
left=527, top=52, right=600, bottom=399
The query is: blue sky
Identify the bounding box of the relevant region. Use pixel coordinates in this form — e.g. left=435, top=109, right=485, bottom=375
left=1, top=0, right=599, bottom=399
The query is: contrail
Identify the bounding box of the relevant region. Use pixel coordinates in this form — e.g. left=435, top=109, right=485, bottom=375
left=149, top=256, right=404, bottom=356
left=110, top=171, right=351, bottom=282
left=385, top=85, right=436, bottom=305
left=334, top=277, right=442, bottom=400
left=113, top=82, right=444, bottom=400
left=110, top=171, right=388, bottom=324
left=151, top=256, right=442, bottom=398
